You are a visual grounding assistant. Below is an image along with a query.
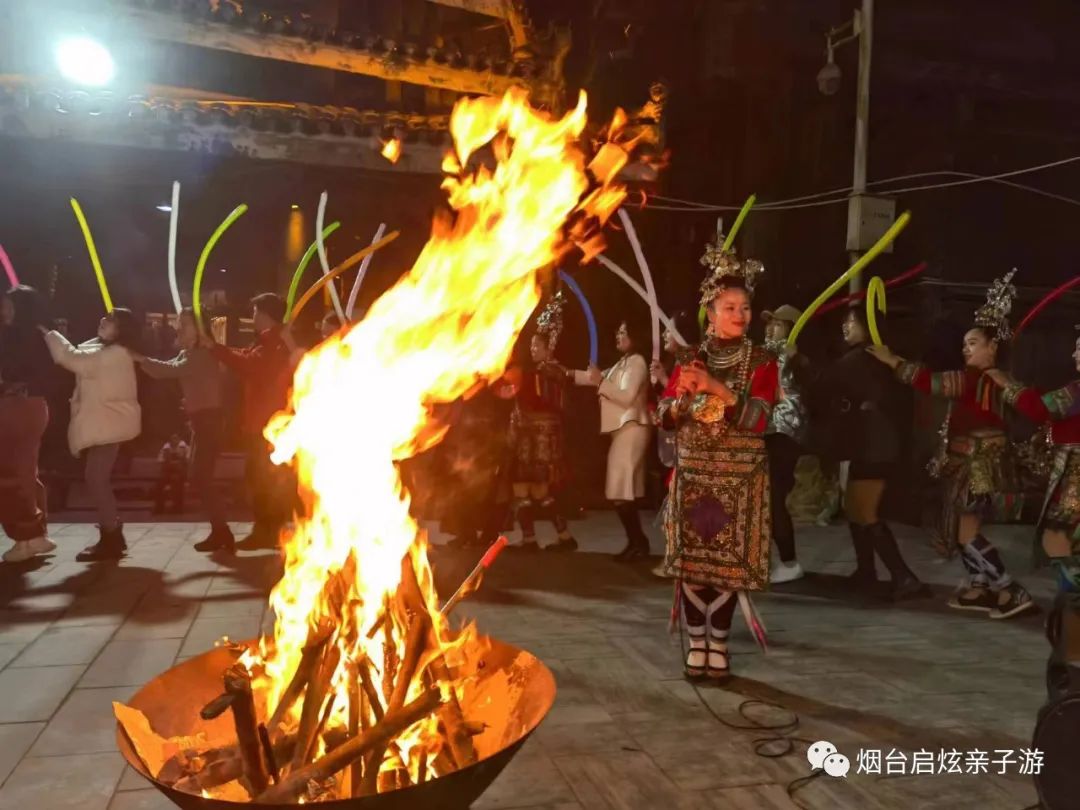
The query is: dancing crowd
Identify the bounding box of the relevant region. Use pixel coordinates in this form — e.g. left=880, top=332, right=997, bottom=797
left=2, top=235, right=1079, bottom=683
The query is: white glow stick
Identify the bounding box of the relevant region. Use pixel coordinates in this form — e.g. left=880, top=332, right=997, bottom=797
left=167, top=181, right=181, bottom=313
left=346, top=222, right=387, bottom=320
left=316, top=191, right=346, bottom=322
left=596, top=254, right=685, bottom=345
left=618, top=208, right=661, bottom=361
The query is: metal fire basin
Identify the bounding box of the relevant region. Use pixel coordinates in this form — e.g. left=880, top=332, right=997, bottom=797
left=117, top=637, right=556, bottom=809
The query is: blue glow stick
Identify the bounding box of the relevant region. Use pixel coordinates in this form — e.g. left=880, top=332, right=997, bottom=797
left=558, top=270, right=598, bottom=367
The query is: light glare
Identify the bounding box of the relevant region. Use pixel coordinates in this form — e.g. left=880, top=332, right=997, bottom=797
left=56, top=37, right=116, bottom=87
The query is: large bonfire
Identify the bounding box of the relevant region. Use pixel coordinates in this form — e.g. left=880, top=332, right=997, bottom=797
left=115, top=88, right=631, bottom=803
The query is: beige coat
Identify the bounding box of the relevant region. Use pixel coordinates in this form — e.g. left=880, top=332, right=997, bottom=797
left=44, top=332, right=141, bottom=455
left=575, top=353, right=651, bottom=433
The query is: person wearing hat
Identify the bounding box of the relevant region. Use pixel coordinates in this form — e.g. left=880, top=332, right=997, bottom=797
left=762, top=305, right=809, bottom=583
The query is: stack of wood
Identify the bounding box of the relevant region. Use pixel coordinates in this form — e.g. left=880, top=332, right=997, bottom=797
left=150, top=555, right=481, bottom=803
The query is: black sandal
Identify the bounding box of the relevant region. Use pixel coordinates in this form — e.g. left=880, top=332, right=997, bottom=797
left=684, top=630, right=707, bottom=680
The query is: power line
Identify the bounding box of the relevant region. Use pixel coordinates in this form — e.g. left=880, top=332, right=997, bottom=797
left=645, top=154, right=1080, bottom=213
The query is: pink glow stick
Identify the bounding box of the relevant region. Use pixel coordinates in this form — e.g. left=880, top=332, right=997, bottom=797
left=0, top=244, right=18, bottom=288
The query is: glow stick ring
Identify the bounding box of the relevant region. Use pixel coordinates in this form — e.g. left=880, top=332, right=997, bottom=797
left=193, top=204, right=248, bottom=331
left=316, top=192, right=346, bottom=322
left=346, top=223, right=387, bottom=320
left=290, top=230, right=400, bottom=321
left=787, top=211, right=912, bottom=347
left=285, top=222, right=341, bottom=321
left=617, top=208, right=661, bottom=362
left=722, top=193, right=757, bottom=252
left=167, top=182, right=182, bottom=313
left=1016, top=275, right=1080, bottom=337
left=596, top=255, right=683, bottom=342
left=866, top=276, right=887, bottom=346
left=558, top=270, right=598, bottom=367
left=0, top=244, right=18, bottom=288
left=70, top=198, right=113, bottom=312
left=816, top=261, right=928, bottom=316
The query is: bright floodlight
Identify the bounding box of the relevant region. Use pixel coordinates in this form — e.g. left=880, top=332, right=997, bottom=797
left=56, top=37, right=116, bottom=86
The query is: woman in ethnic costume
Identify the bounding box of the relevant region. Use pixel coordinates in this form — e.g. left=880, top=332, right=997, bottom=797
left=509, top=293, right=577, bottom=552
left=986, top=330, right=1080, bottom=590
left=658, top=240, right=779, bottom=680
left=868, top=270, right=1035, bottom=619
left=568, top=321, right=653, bottom=560
left=816, top=305, right=927, bottom=600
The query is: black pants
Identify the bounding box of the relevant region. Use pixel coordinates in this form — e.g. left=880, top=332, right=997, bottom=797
left=245, top=436, right=295, bottom=533
left=191, top=410, right=226, bottom=527
left=766, top=433, right=801, bottom=563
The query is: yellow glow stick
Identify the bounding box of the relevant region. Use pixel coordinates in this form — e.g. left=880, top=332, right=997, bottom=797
left=289, top=230, right=400, bottom=322
left=193, top=204, right=248, bottom=331
left=722, top=194, right=756, bottom=252
left=866, top=276, right=887, bottom=346
left=787, top=211, right=912, bottom=347
left=70, top=198, right=113, bottom=312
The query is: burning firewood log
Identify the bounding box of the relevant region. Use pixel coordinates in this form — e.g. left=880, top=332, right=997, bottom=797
left=256, top=687, right=443, bottom=803
left=223, top=664, right=270, bottom=796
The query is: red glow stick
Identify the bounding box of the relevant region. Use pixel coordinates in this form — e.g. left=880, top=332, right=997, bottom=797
left=1015, top=276, right=1080, bottom=337
left=815, top=261, right=928, bottom=317
left=440, top=536, right=509, bottom=616
left=0, top=244, right=17, bottom=289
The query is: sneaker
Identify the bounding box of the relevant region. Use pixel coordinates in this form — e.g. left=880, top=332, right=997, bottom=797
left=544, top=538, right=578, bottom=552
left=947, top=585, right=995, bottom=612
left=770, top=560, right=804, bottom=584
left=26, top=537, right=57, bottom=556
left=890, top=576, right=931, bottom=602
left=989, top=583, right=1037, bottom=620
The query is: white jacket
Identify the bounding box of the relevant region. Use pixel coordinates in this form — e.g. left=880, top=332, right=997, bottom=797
left=575, top=353, right=651, bottom=434
left=44, top=332, right=141, bottom=456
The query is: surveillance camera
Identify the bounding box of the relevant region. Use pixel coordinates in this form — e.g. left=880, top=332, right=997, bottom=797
left=817, top=61, right=842, bottom=96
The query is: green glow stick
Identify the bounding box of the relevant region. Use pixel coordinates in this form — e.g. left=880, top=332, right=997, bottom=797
left=193, top=204, right=248, bottom=330
left=285, top=222, right=341, bottom=321
left=722, top=194, right=756, bottom=252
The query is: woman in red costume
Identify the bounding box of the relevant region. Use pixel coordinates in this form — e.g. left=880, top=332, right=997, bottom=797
left=658, top=239, right=780, bottom=680
left=868, top=271, right=1035, bottom=619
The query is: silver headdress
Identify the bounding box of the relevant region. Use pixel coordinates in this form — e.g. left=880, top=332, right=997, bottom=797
left=535, top=291, right=566, bottom=351
left=699, top=235, right=764, bottom=306
left=973, top=268, right=1018, bottom=342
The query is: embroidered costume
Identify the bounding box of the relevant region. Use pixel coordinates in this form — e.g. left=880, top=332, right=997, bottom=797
left=659, top=232, right=779, bottom=679
left=887, top=270, right=1033, bottom=618
left=1000, top=379, right=1080, bottom=550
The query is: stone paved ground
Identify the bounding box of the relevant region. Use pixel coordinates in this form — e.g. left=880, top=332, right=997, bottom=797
left=0, top=516, right=1052, bottom=809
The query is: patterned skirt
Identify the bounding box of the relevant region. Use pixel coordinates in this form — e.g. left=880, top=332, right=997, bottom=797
left=935, top=430, right=1024, bottom=557
left=662, top=421, right=771, bottom=592
left=511, top=412, right=566, bottom=489
left=1040, top=445, right=1080, bottom=551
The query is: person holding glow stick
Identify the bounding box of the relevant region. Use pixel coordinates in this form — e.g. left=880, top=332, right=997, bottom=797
left=815, top=305, right=926, bottom=600
left=867, top=270, right=1035, bottom=619
left=506, top=293, right=577, bottom=552
left=42, top=308, right=141, bottom=561
left=984, top=331, right=1080, bottom=594
left=657, top=236, right=779, bottom=680
left=566, top=320, right=653, bottom=560
left=133, top=309, right=232, bottom=554
left=205, top=293, right=293, bottom=551
left=0, top=286, right=56, bottom=562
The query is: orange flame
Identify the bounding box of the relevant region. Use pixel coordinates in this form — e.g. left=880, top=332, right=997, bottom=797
left=381, top=138, right=402, bottom=164
left=242, top=87, right=626, bottom=789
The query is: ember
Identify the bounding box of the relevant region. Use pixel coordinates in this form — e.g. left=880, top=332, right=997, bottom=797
left=380, top=138, right=402, bottom=164
left=115, top=87, right=631, bottom=804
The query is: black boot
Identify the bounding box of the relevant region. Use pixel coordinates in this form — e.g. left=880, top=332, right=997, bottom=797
left=865, top=522, right=929, bottom=600
left=614, top=502, right=650, bottom=561
left=847, top=523, right=878, bottom=592
left=76, top=525, right=127, bottom=562
left=236, top=523, right=278, bottom=551
left=194, top=523, right=236, bottom=554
